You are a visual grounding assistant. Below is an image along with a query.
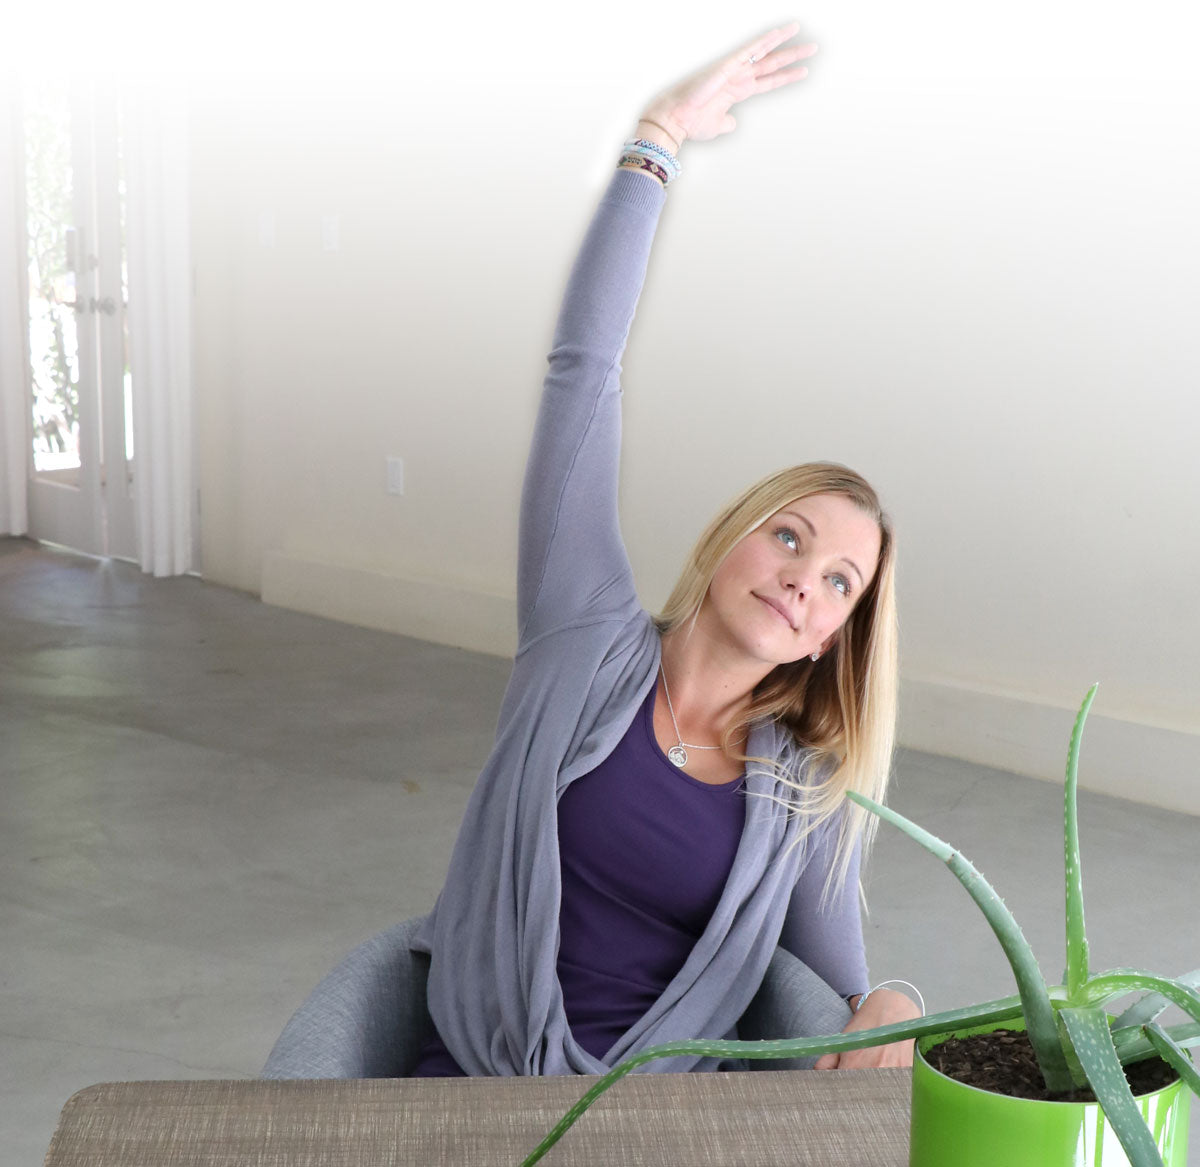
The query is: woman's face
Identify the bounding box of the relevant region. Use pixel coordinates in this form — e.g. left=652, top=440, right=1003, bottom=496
left=702, top=492, right=883, bottom=669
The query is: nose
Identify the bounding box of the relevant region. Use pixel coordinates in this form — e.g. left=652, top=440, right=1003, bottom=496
left=782, top=563, right=817, bottom=599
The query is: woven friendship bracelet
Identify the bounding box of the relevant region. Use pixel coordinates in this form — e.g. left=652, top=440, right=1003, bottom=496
left=620, top=138, right=681, bottom=183
left=629, top=138, right=681, bottom=173
left=618, top=152, right=672, bottom=186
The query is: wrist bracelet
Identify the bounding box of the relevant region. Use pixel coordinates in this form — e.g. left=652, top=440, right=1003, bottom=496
left=620, top=138, right=681, bottom=183
left=638, top=117, right=681, bottom=152
left=853, top=979, right=926, bottom=1016
left=630, top=138, right=680, bottom=169
left=618, top=152, right=671, bottom=186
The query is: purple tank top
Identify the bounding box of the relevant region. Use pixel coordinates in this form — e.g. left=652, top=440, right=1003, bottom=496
left=411, top=685, right=745, bottom=1075
left=556, top=684, right=746, bottom=1059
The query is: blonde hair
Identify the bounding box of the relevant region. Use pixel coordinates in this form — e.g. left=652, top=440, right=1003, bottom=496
left=655, top=463, right=899, bottom=905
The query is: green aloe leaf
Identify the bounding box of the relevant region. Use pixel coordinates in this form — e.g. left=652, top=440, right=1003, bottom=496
left=1084, top=971, right=1200, bottom=1025
left=1064, top=684, right=1098, bottom=997
left=1115, top=1021, right=1200, bottom=1066
left=1115, top=969, right=1200, bottom=1029
left=847, top=790, right=1073, bottom=1093
left=1058, top=1006, right=1163, bottom=1167
left=520, top=995, right=1027, bottom=1166
left=1142, top=1022, right=1200, bottom=1096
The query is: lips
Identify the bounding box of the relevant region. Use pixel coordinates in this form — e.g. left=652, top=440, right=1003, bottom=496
left=753, top=592, right=796, bottom=631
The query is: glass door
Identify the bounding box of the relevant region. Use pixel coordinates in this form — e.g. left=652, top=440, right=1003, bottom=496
left=21, top=81, right=134, bottom=560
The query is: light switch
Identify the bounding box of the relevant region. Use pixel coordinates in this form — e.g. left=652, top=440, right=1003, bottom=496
left=322, top=214, right=341, bottom=253
left=386, top=456, right=404, bottom=496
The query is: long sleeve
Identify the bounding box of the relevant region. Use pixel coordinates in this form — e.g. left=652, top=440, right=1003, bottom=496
left=776, top=821, right=870, bottom=1000
left=416, top=169, right=842, bottom=1079
left=517, top=169, right=667, bottom=648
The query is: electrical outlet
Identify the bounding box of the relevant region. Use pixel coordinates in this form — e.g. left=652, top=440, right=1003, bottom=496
left=386, top=456, right=404, bottom=496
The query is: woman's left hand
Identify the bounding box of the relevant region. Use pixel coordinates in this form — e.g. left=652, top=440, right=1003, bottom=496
left=814, top=988, right=921, bottom=1070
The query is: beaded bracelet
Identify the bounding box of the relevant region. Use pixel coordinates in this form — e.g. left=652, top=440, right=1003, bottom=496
left=618, top=152, right=671, bottom=186
left=619, top=138, right=681, bottom=184
left=629, top=137, right=681, bottom=171
left=626, top=138, right=681, bottom=177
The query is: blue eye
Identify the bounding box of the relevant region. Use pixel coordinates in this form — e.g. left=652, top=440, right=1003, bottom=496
left=830, top=574, right=850, bottom=597
left=775, top=527, right=798, bottom=552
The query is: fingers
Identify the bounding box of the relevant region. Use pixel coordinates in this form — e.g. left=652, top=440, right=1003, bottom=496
left=752, top=43, right=819, bottom=77
left=737, top=20, right=803, bottom=67
left=763, top=44, right=819, bottom=71
left=834, top=1042, right=916, bottom=1071
left=736, top=26, right=817, bottom=100
left=736, top=21, right=816, bottom=72
left=755, top=66, right=810, bottom=95
left=645, top=22, right=816, bottom=144
left=748, top=45, right=814, bottom=96
left=813, top=1053, right=840, bottom=1070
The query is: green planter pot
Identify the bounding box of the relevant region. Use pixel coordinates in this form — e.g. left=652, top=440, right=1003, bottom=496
left=910, top=1020, right=1191, bottom=1167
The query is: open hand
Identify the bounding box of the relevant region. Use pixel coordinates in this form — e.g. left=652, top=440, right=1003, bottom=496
left=813, top=988, right=921, bottom=1071
left=639, top=22, right=818, bottom=148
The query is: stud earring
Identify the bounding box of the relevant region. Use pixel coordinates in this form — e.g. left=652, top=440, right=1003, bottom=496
left=810, top=651, right=821, bottom=662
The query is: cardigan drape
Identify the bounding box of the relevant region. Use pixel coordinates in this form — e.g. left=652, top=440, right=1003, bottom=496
left=411, top=168, right=867, bottom=1076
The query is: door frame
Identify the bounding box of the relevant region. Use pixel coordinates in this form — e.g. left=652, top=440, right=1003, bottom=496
left=21, top=82, right=135, bottom=560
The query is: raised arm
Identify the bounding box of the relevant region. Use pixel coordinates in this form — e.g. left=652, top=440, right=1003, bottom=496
left=515, top=168, right=663, bottom=645
left=516, top=24, right=818, bottom=646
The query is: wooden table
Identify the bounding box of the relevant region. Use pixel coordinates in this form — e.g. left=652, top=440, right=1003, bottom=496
left=43, top=1070, right=912, bottom=1165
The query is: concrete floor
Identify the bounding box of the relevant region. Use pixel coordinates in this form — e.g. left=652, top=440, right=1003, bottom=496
left=2, top=535, right=1196, bottom=1165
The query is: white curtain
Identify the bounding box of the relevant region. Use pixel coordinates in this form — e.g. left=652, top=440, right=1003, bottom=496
left=123, top=81, right=194, bottom=577
left=0, top=88, right=29, bottom=537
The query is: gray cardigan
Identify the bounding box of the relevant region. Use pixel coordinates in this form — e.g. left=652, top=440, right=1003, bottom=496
left=412, top=168, right=867, bottom=1076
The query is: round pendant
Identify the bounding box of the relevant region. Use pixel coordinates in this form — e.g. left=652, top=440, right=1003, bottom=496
left=667, top=745, right=688, bottom=767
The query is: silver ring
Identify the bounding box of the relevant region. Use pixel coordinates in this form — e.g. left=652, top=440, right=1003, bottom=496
left=748, top=54, right=758, bottom=64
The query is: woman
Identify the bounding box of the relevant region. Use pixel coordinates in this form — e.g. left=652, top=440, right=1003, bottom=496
left=411, top=21, right=921, bottom=1077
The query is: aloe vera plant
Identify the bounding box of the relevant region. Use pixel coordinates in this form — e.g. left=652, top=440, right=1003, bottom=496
left=522, top=685, right=1200, bottom=1166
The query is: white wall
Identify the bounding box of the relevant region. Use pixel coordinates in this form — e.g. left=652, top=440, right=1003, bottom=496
left=182, top=1, right=1199, bottom=808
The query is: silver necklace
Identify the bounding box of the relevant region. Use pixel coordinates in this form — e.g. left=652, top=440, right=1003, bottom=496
left=658, top=663, right=725, bottom=768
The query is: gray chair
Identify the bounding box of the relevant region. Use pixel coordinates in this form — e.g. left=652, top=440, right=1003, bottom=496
left=263, top=916, right=433, bottom=1079
left=262, top=916, right=851, bottom=1078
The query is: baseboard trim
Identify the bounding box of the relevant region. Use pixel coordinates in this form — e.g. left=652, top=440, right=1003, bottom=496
left=259, top=555, right=1198, bottom=818
left=899, top=678, right=1200, bottom=817
left=261, top=550, right=517, bottom=659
